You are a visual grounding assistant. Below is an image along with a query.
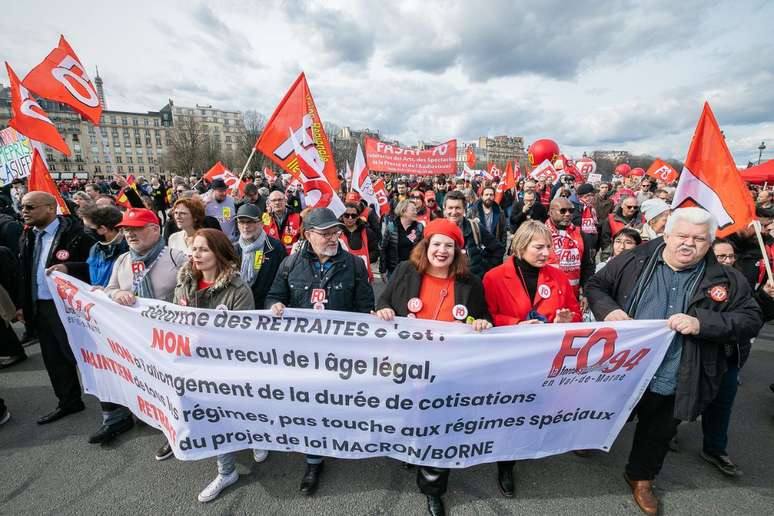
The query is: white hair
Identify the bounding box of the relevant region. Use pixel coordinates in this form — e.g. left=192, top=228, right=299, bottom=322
left=664, top=207, right=718, bottom=242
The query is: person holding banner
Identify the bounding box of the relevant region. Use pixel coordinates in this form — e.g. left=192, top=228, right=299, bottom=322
left=171, top=228, right=257, bottom=503
left=18, top=192, right=95, bottom=425
left=265, top=207, right=374, bottom=497
left=586, top=208, right=762, bottom=515
left=374, top=217, right=491, bottom=516
left=104, top=207, right=186, bottom=459
left=340, top=202, right=378, bottom=282
left=234, top=204, right=286, bottom=310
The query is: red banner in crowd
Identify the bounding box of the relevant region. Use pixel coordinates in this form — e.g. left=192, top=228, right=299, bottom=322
left=255, top=72, right=339, bottom=190
left=646, top=159, right=678, bottom=184
left=364, top=137, right=456, bottom=176
left=29, top=148, right=69, bottom=214
left=371, top=177, right=391, bottom=215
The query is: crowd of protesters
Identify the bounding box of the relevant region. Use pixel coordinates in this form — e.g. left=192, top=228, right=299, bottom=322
left=1, top=165, right=774, bottom=516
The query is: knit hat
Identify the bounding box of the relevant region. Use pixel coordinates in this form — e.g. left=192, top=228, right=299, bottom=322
left=640, top=198, right=670, bottom=223
left=424, top=218, right=464, bottom=248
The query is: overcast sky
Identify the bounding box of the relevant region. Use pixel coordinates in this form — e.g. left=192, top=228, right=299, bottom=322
left=2, top=0, right=772, bottom=165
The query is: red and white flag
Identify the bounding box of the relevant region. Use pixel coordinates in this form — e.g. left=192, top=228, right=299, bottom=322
left=466, top=146, right=476, bottom=168
left=203, top=161, right=246, bottom=196
left=371, top=177, right=391, bottom=216
left=28, top=148, right=69, bottom=214
left=351, top=143, right=379, bottom=211
left=289, top=127, right=345, bottom=216
left=255, top=72, right=339, bottom=190
left=22, top=36, right=102, bottom=125
left=263, top=166, right=276, bottom=182
left=495, top=161, right=517, bottom=204
left=530, top=159, right=559, bottom=183
left=646, top=159, right=678, bottom=184
left=6, top=62, right=71, bottom=156
left=672, top=102, right=755, bottom=237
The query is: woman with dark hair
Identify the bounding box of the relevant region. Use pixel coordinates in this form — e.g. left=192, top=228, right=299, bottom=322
left=168, top=198, right=206, bottom=254
left=173, top=228, right=255, bottom=503
left=596, top=227, right=642, bottom=272
left=339, top=202, right=379, bottom=282
left=375, top=218, right=491, bottom=516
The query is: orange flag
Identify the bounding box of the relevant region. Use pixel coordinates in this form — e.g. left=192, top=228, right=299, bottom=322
left=372, top=178, right=391, bottom=215
left=22, top=36, right=102, bottom=125
left=6, top=62, right=71, bottom=155
left=255, top=72, right=340, bottom=190
left=495, top=160, right=516, bottom=204
left=672, top=102, right=755, bottom=237
left=466, top=146, right=476, bottom=168
left=203, top=161, right=246, bottom=195
left=28, top=148, right=70, bottom=214
left=646, top=159, right=678, bottom=184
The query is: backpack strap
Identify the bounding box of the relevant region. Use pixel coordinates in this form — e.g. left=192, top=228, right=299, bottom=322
left=469, top=219, right=481, bottom=247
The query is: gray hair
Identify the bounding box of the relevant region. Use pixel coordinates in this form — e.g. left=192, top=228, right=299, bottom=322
left=72, top=191, right=92, bottom=202
left=394, top=199, right=414, bottom=217
left=664, top=207, right=718, bottom=242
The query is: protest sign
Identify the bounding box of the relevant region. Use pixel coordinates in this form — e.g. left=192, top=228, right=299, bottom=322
left=0, top=126, right=34, bottom=186
left=49, top=272, right=672, bottom=467
left=365, top=137, right=456, bottom=176
left=530, top=159, right=559, bottom=183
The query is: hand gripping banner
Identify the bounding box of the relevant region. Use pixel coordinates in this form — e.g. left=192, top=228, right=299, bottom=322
left=49, top=273, right=672, bottom=467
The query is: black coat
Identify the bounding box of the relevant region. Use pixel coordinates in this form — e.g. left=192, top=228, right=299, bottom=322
left=460, top=218, right=504, bottom=279
left=377, top=260, right=491, bottom=321
left=509, top=200, right=548, bottom=231
left=586, top=238, right=762, bottom=420
left=380, top=217, right=423, bottom=274
left=470, top=200, right=506, bottom=242
left=265, top=242, right=374, bottom=313
left=234, top=235, right=286, bottom=309
left=19, top=216, right=94, bottom=321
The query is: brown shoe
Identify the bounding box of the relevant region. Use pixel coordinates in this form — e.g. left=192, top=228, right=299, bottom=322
left=623, top=473, right=659, bottom=515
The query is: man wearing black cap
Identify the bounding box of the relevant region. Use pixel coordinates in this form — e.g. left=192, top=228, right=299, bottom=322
left=236, top=183, right=266, bottom=215
left=204, top=178, right=238, bottom=243
left=265, top=207, right=374, bottom=497
left=234, top=204, right=285, bottom=309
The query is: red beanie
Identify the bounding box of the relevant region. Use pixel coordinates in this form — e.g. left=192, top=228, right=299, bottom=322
left=423, top=218, right=464, bottom=248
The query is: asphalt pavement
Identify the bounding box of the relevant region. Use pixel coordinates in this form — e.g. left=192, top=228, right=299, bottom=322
left=2, top=316, right=774, bottom=515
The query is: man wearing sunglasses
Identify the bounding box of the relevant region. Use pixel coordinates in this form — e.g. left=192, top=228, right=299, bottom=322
left=546, top=198, right=595, bottom=299
left=266, top=207, right=374, bottom=497
left=18, top=192, right=95, bottom=425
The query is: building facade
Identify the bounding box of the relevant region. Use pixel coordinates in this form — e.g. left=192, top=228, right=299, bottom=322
left=591, top=150, right=630, bottom=162
left=158, top=100, right=245, bottom=154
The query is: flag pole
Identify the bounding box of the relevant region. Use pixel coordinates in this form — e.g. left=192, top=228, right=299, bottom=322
left=752, top=220, right=774, bottom=284
left=236, top=147, right=257, bottom=188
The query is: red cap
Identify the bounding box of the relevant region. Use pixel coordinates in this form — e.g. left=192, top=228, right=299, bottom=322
left=424, top=218, right=464, bottom=248
left=345, top=192, right=361, bottom=203
left=116, top=208, right=160, bottom=228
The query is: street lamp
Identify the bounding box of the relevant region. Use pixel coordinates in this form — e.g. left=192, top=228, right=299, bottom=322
left=758, top=141, right=766, bottom=165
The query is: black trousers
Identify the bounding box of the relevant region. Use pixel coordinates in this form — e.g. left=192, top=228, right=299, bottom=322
left=34, top=300, right=82, bottom=407
left=0, top=321, right=24, bottom=357
left=626, top=390, right=679, bottom=481
left=417, top=467, right=449, bottom=497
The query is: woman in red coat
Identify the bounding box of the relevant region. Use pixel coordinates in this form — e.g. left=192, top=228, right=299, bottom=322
left=481, top=219, right=581, bottom=498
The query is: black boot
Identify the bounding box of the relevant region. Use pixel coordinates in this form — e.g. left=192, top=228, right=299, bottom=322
left=497, top=463, right=515, bottom=497
left=299, top=462, right=324, bottom=496
left=426, top=495, right=445, bottom=516
left=88, top=417, right=134, bottom=444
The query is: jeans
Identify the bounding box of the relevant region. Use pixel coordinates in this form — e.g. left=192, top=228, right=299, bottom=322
left=217, top=453, right=237, bottom=475
left=101, top=402, right=132, bottom=426
left=701, top=364, right=739, bottom=456
left=626, top=390, right=679, bottom=481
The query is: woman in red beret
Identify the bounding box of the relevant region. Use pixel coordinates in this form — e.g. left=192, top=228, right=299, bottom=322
left=482, top=219, right=581, bottom=498
left=374, top=217, right=491, bottom=516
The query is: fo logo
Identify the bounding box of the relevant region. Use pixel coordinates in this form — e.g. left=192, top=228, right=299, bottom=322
left=53, top=276, right=95, bottom=322
left=548, top=328, right=650, bottom=378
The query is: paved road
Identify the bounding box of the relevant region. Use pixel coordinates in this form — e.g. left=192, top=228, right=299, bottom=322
left=2, top=318, right=774, bottom=515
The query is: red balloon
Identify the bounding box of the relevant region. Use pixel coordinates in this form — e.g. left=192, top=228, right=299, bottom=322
left=614, top=163, right=632, bottom=176
left=528, top=139, right=560, bottom=167
left=630, top=167, right=645, bottom=177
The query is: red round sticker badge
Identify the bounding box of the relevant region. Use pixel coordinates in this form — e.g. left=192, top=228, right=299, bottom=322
left=538, top=284, right=551, bottom=299
left=452, top=304, right=468, bottom=321
left=55, top=250, right=69, bottom=261
left=313, top=302, right=326, bottom=311
left=407, top=297, right=423, bottom=313
left=709, top=285, right=728, bottom=302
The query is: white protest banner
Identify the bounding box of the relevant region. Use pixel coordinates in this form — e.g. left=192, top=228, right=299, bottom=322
left=48, top=273, right=672, bottom=467
left=530, top=159, right=559, bottom=183
left=587, top=173, right=602, bottom=183
left=0, top=126, right=34, bottom=186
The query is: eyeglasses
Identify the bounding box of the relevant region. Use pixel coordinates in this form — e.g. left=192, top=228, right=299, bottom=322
left=614, top=239, right=636, bottom=246
left=341, top=213, right=358, bottom=219
left=310, top=230, right=342, bottom=240
left=622, top=205, right=637, bottom=210
left=715, top=254, right=736, bottom=261
left=411, top=195, right=423, bottom=200
left=558, top=208, right=575, bottom=214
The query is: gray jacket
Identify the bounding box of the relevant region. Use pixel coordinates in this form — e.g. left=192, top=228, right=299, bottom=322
left=105, top=246, right=187, bottom=302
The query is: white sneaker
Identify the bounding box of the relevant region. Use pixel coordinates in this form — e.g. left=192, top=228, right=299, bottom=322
left=197, top=471, right=239, bottom=503
left=252, top=449, right=269, bottom=463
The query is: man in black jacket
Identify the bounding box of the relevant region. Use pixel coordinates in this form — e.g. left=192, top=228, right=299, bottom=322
left=509, top=190, right=547, bottom=232
left=265, top=207, right=374, bottom=497
left=586, top=207, right=762, bottom=515
left=443, top=190, right=503, bottom=278
left=234, top=204, right=285, bottom=309
left=18, top=192, right=95, bottom=424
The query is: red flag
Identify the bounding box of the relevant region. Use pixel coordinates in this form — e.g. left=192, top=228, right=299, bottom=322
left=115, top=187, right=132, bottom=208
left=203, top=161, right=246, bottom=195
left=22, top=36, right=102, bottom=125
left=495, top=161, right=516, bottom=204
left=28, top=148, right=70, bottom=214
left=255, top=72, right=340, bottom=190
left=372, top=178, right=391, bottom=216
left=5, top=63, right=70, bottom=155
left=351, top=143, right=379, bottom=210
left=466, top=146, right=476, bottom=168
left=646, top=159, right=678, bottom=184
left=263, top=166, right=276, bottom=182
left=672, top=102, right=755, bottom=237
left=288, top=127, right=345, bottom=216
left=530, top=159, right=559, bottom=183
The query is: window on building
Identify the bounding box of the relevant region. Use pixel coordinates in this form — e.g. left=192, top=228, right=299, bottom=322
left=77, top=163, right=84, bottom=171
left=133, top=118, right=138, bottom=126
left=137, top=157, right=144, bottom=164
left=89, top=135, right=97, bottom=145
left=128, top=166, right=134, bottom=173
left=100, top=127, right=108, bottom=137
left=72, top=134, right=79, bottom=142
left=117, top=165, right=123, bottom=173
left=146, top=137, right=152, bottom=145
left=50, top=163, right=56, bottom=171
left=110, top=116, right=117, bottom=124
left=116, top=156, right=122, bottom=163
left=122, top=117, right=128, bottom=125
left=139, top=166, right=145, bottom=173
left=47, top=154, right=54, bottom=162
left=95, top=166, right=101, bottom=174
left=75, top=154, right=83, bottom=163
left=155, top=137, right=162, bottom=146
left=133, top=128, right=140, bottom=136
left=113, top=140, right=120, bottom=148
left=135, top=137, right=141, bottom=145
